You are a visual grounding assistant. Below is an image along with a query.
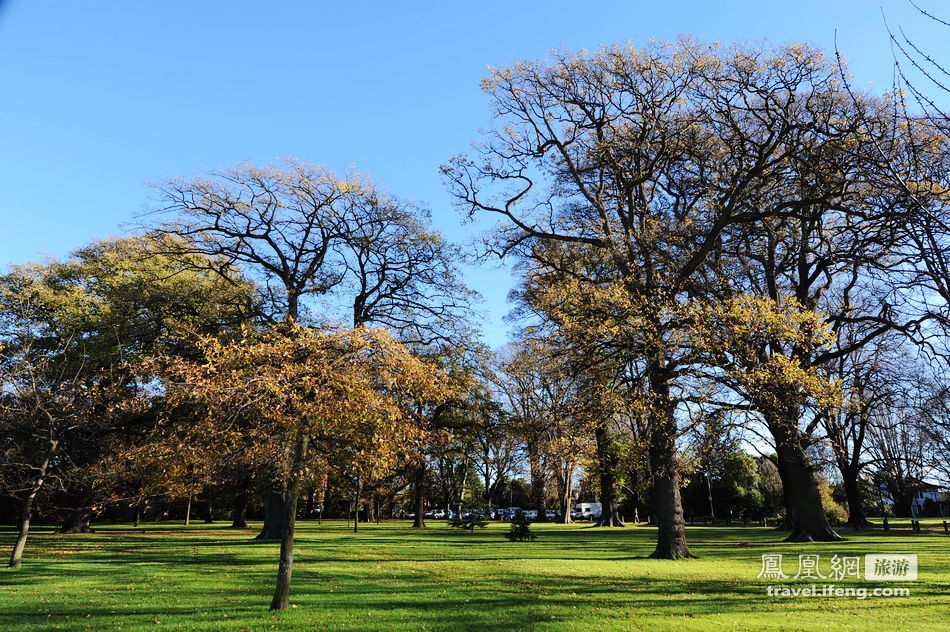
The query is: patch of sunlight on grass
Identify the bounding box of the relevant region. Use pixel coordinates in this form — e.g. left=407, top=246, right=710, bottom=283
left=0, top=520, right=947, bottom=630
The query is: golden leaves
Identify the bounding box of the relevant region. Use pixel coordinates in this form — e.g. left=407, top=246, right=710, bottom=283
left=160, top=323, right=457, bottom=482
left=688, top=294, right=841, bottom=413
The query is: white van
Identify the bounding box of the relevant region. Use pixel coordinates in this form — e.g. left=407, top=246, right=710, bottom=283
left=573, top=502, right=602, bottom=520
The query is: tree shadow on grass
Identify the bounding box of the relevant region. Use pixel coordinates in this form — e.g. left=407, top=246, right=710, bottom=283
left=2, top=522, right=947, bottom=630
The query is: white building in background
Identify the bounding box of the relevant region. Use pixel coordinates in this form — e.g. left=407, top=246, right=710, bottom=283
left=910, top=482, right=950, bottom=517
left=879, top=481, right=950, bottom=517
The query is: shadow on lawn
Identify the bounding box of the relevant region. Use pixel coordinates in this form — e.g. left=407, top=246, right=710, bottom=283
left=0, top=567, right=931, bottom=631
left=2, top=521, right=947, bottom=630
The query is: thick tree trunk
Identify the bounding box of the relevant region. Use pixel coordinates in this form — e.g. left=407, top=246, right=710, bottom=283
left=842, top=468, right=870, bottom=528
left=886, top=483, right=915, bottom=517
left=768, top=410, right=843, bottom=542
left=412, top=463, right=426, bottom=528
left=231, top=490, right=249, bottom=528
left=260, top=431, right=295, bottom=538
left=270, top=434, right=308, bottom=611
left=593, top=424, right=624, bottom=527
left=256, top=488, right=286, bottom=540
left=650, top=461, right=692, bottom=558
left=647, top=365, right=692, bottom=559
left=60, top=509, right=92, bottom=534
left=203, top=497, right=214, bottom=524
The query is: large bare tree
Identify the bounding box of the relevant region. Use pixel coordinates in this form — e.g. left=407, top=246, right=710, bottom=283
left=444, top=40, right=882, bottom=555
left=339, top=188, right=474, bottom=347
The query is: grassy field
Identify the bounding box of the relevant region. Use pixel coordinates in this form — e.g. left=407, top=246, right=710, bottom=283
left=1, top=519, right=948, bottom=631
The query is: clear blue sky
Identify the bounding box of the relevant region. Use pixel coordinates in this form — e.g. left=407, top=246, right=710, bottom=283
left=0, top=1, right=944, bottom=347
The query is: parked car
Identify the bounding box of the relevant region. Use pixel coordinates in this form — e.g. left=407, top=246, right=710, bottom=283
left=544, top=509, right=557, bottom=520
left=461, top=509, right=487, bottom=520
left=499, top=507, right=523, bottom=521
left=430, top=509, right=447, bottom=519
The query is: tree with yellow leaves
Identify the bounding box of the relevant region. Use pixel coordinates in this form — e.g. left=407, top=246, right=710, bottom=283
left=687, top=295, right=844, bottom=541
left=445, top=39, right=905, bottom=554
left=157, top=324, right=454, bottom=610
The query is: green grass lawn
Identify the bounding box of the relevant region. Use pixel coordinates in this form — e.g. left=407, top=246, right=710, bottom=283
left=1, top=519, right=948, bottom=631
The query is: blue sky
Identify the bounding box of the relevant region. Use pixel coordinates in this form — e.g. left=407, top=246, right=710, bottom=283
left=0, top=1, right=944, bottom=347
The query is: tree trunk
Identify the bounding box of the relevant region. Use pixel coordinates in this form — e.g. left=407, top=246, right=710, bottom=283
left=10, top=444, right=56, bottom=568
left=260, top=428, right=295, bottom=538
left=767, top=410, right=843, bottom=542
left=304, top=487, right=315, bottom=520
left=775, top=443, right=843, bottom=542
left=556, top=461, right=574, bottom=524
left=412, top=463, right=426, bottom=528
left=203, top=497, right=214, bottom=524
left=558, top=481, right=573, bottom=524
left=366, top=492, right=375, bottom=524
left=134, top=505, right=142, bottom=527
left=9, top=498, right=35, bottom=569
left=317, top=481, right=326, bottom=524
left=270, top=434, right=308, bottom=611
left=647, top=366, right=692, bottom=559
left=593, top=424, right=624, bottom=527
left=842, top=467, right=870, bottom=528
left=529, top=447, right=548, bottom=522
left=256, top=488, right=285, bottom=540
left=353, top=476, right=361, bottom=534
left=457, top=467, right=467, bottom=519
left=650, top=455, right=692, bottom=558
left=886, top=482, right=915, bottom=517
left=60, top=509, right=92, bottom=534
left=184, top=495, right=192, bottom=526
left=231, top=490, right=249, bottom=528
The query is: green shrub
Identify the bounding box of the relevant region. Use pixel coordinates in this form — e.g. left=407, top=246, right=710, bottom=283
left=504, top=513, right=536, bottom=542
